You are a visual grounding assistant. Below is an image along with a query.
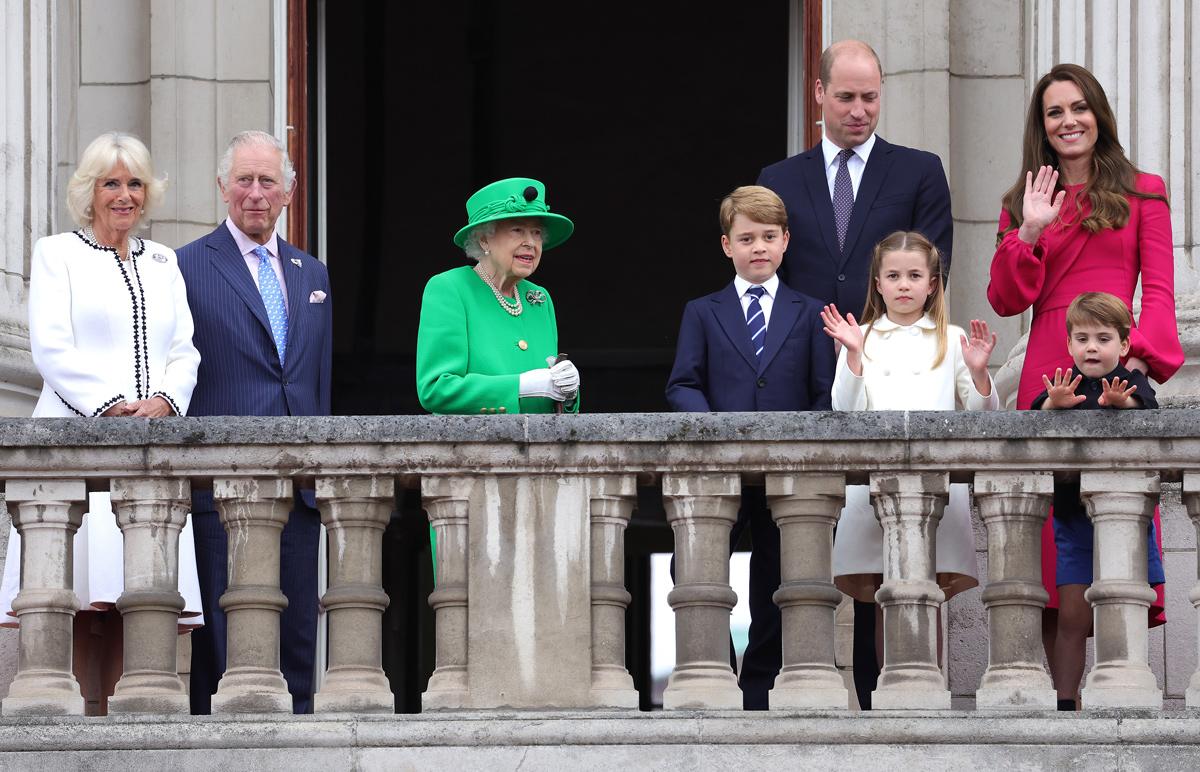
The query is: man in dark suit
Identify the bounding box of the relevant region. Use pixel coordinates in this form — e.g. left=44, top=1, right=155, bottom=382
left=177, top=130, right=332, bottom=714
left=667, top=186, right=835, bottom=709
left=757, top=39, right=953, bottom=710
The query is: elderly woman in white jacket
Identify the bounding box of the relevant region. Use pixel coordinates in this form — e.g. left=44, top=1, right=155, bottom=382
left=0, top=132, right=203, bottom=714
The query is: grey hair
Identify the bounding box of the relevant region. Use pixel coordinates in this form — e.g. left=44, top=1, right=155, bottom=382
left=67, top=132, right=167, bottom=227
left=217, top=130, right=296, bottom=189
left=462, top=222, right=497, bottom=261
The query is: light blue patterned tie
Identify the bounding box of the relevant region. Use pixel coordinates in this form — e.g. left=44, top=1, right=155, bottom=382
left=746, top=285, right=767, bottom=360
left=254, top=245, right=289, bottom=365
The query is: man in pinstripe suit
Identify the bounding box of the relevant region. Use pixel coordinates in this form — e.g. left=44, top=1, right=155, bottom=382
left=177, top=130, right=332, bottom=714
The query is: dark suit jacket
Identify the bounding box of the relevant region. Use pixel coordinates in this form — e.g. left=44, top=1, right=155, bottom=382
left=756, top=136, right=953, bottom=313
left=176, top=222, right=332, bottom=418
left=666, top=279, right=834, bottom=412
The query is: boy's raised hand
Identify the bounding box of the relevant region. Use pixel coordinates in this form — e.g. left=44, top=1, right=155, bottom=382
left=1040, top=367, right=1086, bottom=409
left=820, top=304, right=864, bottom=353
left=959, top=319, right=998, bottom=375
left=1098, top=376, right=1139, bottom=408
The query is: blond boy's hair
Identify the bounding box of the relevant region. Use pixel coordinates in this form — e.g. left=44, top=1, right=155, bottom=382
left=719, top=185, right=788, bottom=235
left=1066, top=292, right=1132, bottom=341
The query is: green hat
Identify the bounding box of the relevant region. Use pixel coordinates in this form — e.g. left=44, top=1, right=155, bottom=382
left=453, top=177, right=574, bottom=251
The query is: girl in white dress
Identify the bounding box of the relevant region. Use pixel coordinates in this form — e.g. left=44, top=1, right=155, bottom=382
left=820, top=230, right=999, bottom=667
left=0, top=133, right=203, bottom=714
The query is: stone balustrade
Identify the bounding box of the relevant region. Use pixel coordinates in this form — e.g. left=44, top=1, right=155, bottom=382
left=0, top=410, right=1195, bottom=716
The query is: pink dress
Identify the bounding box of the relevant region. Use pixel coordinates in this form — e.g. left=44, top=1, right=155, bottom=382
left=987, top=173, right=1183, bottom=623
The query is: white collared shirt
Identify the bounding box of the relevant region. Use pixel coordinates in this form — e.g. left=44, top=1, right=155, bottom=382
left=225, top=218, right=289, bottom=313
left=821, top=133, right=877, bottom=201
left=733, top=273, right=779, bottom=328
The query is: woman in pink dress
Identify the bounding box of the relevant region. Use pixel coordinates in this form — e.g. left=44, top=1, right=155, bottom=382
left=987, top=63, right=1183, bottom=709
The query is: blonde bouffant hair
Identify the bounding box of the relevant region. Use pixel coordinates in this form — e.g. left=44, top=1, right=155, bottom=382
left=860, top=231, right=950, bottom=369
left=66, top=132, right=166, bottom=227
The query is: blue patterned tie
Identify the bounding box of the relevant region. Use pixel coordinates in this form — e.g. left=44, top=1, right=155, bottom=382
left=253, top=245, right=289, bottom=365
left=746, top=286, right=767, bottom=360
left=833, top=147, right=855, bottom=252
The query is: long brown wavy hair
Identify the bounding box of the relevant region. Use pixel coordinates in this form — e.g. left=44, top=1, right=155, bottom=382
left=860, top=231, right=949, bottom=369
left=1000, top=63, right=1166, bottom=238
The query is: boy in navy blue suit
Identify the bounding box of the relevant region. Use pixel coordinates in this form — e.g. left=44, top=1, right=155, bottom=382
left=666, top=185, right=835, bottom=709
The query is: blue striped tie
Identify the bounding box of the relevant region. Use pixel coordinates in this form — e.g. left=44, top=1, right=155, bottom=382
left=745, top=285, right=767, bottom=360
left=253, top=245, right=289, bottom=365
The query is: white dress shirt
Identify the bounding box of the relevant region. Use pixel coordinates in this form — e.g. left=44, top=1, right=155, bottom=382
left=733, top=273, right=779, bottom=328
left=822, top=133, right=877, bottom=201
left=226, top=218, right=290, bottom=313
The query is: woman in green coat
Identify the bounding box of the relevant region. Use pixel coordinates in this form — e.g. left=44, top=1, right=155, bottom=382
left=417, top=177, right=579, bottom=414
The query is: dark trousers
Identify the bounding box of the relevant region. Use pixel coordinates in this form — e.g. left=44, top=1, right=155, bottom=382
left=189, top=490, right=321, bottom=715
left=730, top=486, right=781, bottom=711
left=851, top=599, right=879, bottom=710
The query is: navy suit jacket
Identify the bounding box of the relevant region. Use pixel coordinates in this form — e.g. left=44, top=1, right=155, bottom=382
left=756, top=136, right=953, bottom=313
left=666, top=279, right=834, bottom=412
left=176, top=222, right=332, bottom=419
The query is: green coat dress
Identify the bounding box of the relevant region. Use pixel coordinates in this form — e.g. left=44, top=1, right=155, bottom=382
left=416, top=265, right=578, bottom=415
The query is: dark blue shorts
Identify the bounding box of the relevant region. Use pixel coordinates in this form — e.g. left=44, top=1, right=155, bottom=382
left=1053, top=507, right=1165, bottom=586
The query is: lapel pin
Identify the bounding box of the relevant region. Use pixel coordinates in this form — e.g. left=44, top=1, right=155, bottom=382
left=290, top=258, right=303, bottom=267
left=152, top=253, right=167, bottom=263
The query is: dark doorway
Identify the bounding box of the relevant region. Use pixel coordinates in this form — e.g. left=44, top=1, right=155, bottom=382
left=323, top=2, right=790, bottom=415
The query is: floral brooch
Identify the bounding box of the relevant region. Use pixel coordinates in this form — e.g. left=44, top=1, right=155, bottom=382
left=525, top=289, right=546, bottom=305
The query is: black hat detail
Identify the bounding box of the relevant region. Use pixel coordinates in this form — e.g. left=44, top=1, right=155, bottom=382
left=523, top=186, right=538, bottom=202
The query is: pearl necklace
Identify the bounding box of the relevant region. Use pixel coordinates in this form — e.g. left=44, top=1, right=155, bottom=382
left=474, top=263, right=522, bottom=317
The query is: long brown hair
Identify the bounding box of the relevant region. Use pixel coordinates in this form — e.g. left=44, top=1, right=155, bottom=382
left=860, top=231, right=949, bottom=369
left=1000, top=63, right=1166, bottom=238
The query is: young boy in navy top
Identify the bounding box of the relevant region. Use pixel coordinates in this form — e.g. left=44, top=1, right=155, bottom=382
left=1033, top=291, right=1164, bottom=711
left=666, top=185, right=834, bottom=709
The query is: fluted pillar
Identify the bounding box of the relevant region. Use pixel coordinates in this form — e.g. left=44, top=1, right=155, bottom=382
left=974, top=472, right=1056, bottom=710
left=108, top=477, right=190, bottom=714
left=870, top=472, right=951, bottom=710
left=1, top=479, right=87, bottom=716
left=766, top=473, right=847, bottom=710
left=1080, top=471, right=1162, bottom=709
left=661, top=472, right=742, bottom=710
left=586, top=475, right=638, bottom=708
left=313, top=475, right=395, bottom=713
left=1183, top=473, right=1200, bottom=708
left=211, top=477, right=293, bottom=714
left=421, top=475, right=471, bottom=710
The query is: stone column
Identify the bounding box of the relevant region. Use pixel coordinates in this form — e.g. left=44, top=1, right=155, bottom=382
left=1079, top=471, right=1162, bottom=709
left=210, top=477, right=293, bottom=714
left=313, top=475, right=395, bottom=713
left=586, top=475, right=638, bottom=708
left=107, top=477, right=191, bottom=714
left=870, top=472, right=951, bottom=710
left=1183, top=473, right=1200, bottom=708
left=661, top=473, right=742, bottom=710
left=973, top=472, right=1056, bottom=710
left=0, top=479, right=87, bottom=716
left=421, top=476, right=471, bottom=710
left=766, top=473, right=848, bottom=710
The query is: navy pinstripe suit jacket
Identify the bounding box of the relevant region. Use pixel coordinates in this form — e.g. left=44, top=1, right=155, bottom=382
left=177, top=222, right=332, bottom=418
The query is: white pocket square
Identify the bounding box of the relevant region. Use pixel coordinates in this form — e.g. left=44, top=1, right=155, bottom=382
left=309, top=290, right=327, bottom=304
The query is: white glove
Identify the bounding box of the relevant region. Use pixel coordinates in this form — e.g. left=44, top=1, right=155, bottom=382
left=519, top=367, right=562, bottom=400
left=549, top=359, right=580, bottom=398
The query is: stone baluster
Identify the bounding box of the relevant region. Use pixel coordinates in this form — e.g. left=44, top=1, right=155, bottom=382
left=108, top=477, right=191, bottom=714
left=1079, top=471, right=1162, bottom=709
left=1, top=479, right=87, bottom=716
left=211, top=477, right=294, bottom=713
left=661, top=473, right=742, bottom=710
left=870, top=472, right=951, bottom=710
left=974, top=472, right=1056, bottom=709
left=1183, top=473, right=1200, bottom=708
left=586, top=475, right=639, bottom=708
left=766, top=473, right=848, bottom=710
left=422, top=475, right=471, bottom=710
left=313, top=475, right=396, bottom=713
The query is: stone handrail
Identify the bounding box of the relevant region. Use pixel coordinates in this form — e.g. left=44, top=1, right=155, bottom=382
left=0, top=411, right=1197, bottom=715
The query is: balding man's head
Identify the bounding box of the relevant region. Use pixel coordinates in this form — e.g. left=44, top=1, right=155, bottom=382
left=819, top=40, right=883, bottom=86
left=815, top=40, right=884, bottom=149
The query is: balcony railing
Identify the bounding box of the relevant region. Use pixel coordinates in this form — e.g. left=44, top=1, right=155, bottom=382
left=0, top=411, right=1197, bottom=716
